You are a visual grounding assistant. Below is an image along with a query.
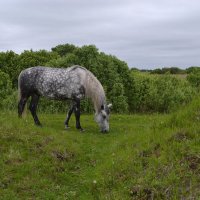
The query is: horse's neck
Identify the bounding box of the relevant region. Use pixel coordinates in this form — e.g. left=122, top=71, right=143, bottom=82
left=87, top=85, right=106, bottom=113
left=92, top=93, right=106, bottom=113
left=84, top=72, right=106, bottom=113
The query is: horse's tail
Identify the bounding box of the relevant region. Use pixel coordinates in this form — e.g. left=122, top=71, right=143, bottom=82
left=18, top=76, right=21, bottom=102
left=18, top=71, right=27, bottom=117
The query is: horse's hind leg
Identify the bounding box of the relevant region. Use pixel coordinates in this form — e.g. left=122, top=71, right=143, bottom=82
left=64, top=103, right=75, bottom=129
left=74, top=99, right=83, bottom=131
left=18, top=96, right=28, bottom=118
left=29, top=94, right=41, bottom=126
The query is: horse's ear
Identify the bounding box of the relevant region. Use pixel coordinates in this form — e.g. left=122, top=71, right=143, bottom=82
left=107, top=103, right=112, bottom=108
left=101, top=105, right=104, bottom=110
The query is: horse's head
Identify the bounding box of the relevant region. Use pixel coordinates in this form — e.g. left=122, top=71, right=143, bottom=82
left=95, top=103, right=112, bottom=133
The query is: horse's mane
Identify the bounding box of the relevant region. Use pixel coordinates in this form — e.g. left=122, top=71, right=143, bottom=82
left=79, top=66, right=106, bottom=112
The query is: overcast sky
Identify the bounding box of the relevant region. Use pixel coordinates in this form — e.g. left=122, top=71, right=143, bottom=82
left=0, top=0, right=200, bottom=69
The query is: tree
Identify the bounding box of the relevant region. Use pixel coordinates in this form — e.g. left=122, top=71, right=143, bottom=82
left=46, top=53, right=79, bottom=68
left=0, top=51, right=19, bottom=85
left=186, top=66, right=200, bottom=74
left=52, top=44, right=76, bottom=56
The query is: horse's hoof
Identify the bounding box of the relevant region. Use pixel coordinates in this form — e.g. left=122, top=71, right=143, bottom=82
left=80, top=129, right=85, bottom=133
left=65, top=125, right=70, bottom=130
left=100, top=130, right=109, bottom=134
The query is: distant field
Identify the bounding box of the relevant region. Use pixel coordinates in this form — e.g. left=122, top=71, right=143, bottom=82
left=0, top=104, right=199, bottom=199
left=141, top=72, right=188, bottom=79
left=171, top=73, right=187, bottom=79
left=156, top=73, right=188, bottom=79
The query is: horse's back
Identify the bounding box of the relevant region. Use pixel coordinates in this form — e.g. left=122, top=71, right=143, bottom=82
left=18, top=66, right=87, bottom=99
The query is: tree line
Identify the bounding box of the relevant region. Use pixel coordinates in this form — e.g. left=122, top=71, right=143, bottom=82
left=132, top=66, right=200, bottom=74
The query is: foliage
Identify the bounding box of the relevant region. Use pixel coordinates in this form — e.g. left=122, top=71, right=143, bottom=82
left=0, top=43, right=199, bottom=113
left=1, top=91, right=18, bottom=111
left=131, top=71, right=195, bottom=112
left=51, top=43, right=76, bottom=56
left=186, top=66, right=200, bottom=74
left=0, top=51, right=19, bottom=85
left=47, top=53, right=78, bottom=68
left=0, top=70, right=13, bottom=108
left=109, top=82, right=128, bottom=113
left=187, top=71, right=200, bottom=91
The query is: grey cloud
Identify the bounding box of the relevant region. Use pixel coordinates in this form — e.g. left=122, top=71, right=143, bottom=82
left=0, top=0, right=200, bottom=68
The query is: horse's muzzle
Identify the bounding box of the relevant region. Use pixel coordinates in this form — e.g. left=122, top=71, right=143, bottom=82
left=101, top=129, right=109, bottom=133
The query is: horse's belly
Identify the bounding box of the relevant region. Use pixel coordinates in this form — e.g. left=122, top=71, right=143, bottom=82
left=38, top=86, right=84, bottom=100
left=36, top=71, right=85, bottom=100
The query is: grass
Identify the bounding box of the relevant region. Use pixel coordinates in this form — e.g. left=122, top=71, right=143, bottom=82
left=0, top=99, right=200, bottom=199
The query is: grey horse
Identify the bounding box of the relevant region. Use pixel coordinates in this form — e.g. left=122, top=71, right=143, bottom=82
left=18, top=65, right=112, bottom=132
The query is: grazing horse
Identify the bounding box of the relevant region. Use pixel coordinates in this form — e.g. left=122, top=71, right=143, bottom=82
left=18, top=65, right=112, bottom=132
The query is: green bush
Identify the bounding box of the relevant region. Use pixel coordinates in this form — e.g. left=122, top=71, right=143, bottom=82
left=109, top=82, right=128, bottom=113
left=187, top=71, right=200, bottom=90
left=131, top=72, right=195, bottom=113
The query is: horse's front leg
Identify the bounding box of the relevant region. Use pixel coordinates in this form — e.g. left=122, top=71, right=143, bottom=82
left=74, top=99, right=84, bottom=132
left=64, top=103, right=74, bottom=129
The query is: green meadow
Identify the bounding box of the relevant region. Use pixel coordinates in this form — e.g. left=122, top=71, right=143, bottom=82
left=0, top=98, right=199, bottom=199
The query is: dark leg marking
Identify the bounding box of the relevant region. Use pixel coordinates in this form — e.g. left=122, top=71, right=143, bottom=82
left=74, top=99, right=83, bottom=131
left=64, top=103, right=75, bottom=129
left=29, top=94, right=41, bottom=126
left=18, top=96, right=28, bottom=118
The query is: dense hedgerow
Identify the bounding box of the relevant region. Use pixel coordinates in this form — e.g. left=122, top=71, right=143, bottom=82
left=0, top=44, right=199, bottom=113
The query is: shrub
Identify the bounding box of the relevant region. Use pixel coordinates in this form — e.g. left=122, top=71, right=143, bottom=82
left=187, top=71, right=200, bottom=90
left=131, top=72, right=195, bottom=113
left=109, top=82, right=128, bottom=113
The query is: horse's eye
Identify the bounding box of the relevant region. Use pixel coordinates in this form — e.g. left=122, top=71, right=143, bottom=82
left=102, top=115, right=106, bottom=119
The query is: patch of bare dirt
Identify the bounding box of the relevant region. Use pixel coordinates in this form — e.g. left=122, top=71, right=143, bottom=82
left=4, top=158, right=23, bottom=165
left=185, top=154, right=200, bottom=171
left=34, top=136, right=54, bottom=152
left=139, top=143, right=161, bottom=158
left=168, top=130, right=194, bottom=142
left=130, top=185, right=155, bottom=200
left=52, top=149, right=75, bottom=162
